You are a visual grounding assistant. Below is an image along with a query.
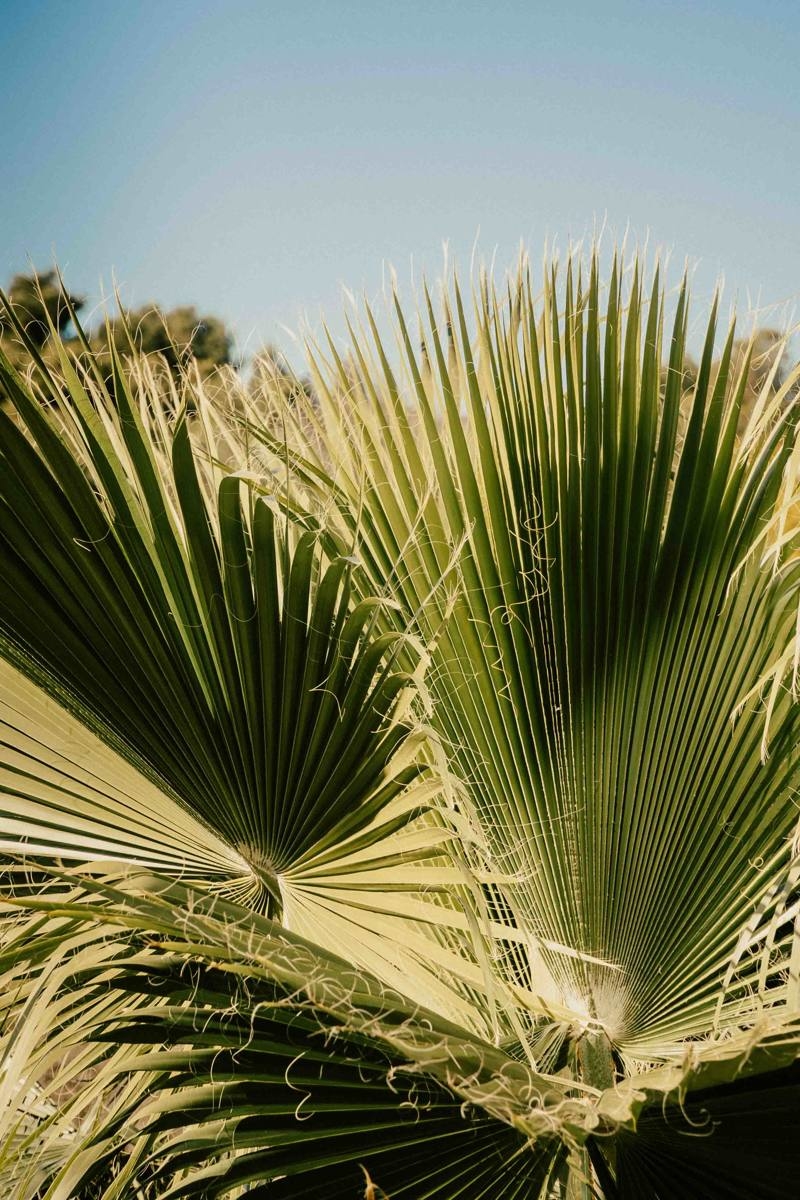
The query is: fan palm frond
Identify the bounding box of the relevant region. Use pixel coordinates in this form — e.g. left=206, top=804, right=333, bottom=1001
left=2, top=251, right=800, bottom=1196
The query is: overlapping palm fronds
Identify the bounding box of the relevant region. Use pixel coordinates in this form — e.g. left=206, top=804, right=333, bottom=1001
left=2, top=253, right=800, bottom=1197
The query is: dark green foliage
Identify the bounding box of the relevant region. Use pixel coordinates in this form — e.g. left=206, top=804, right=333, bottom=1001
left=0, top=270, right=84, bottom=348
left=0, top=271, right=233, bottom=404
left=611, top=1064, right=800, bottom=1199
left=94, top=304, right=233, bottom=379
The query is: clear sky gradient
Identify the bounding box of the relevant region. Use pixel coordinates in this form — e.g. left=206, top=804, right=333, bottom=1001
left=1, top=0, right=798, bottom=357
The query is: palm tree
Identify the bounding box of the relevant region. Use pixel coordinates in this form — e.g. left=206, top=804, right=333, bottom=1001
left=1, top=252, right=799, bottom=1198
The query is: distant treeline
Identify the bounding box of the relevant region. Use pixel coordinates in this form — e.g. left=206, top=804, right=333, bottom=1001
left=1, top=269, right=795, bottom=426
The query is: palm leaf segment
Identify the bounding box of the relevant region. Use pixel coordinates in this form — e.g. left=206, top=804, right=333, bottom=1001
left=2, top=874, right=573, bottom=1200
left=268, top=259, right=800, bottom=1034
left=0, top=302, right=486, bottom=1022
left=2, top=254, right=800, bottom=1196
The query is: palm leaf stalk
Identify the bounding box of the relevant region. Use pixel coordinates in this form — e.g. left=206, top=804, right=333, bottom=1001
left=1, top=251, right=800, bottom=1197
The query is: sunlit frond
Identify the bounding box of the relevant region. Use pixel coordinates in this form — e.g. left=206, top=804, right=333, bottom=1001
left=3, top=252, right=800, bottom=1196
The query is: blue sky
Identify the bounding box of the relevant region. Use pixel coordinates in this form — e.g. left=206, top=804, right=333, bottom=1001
left=1, top=0, right=798, bottom=357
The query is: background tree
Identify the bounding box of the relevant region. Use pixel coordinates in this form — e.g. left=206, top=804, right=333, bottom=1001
left=94, top=303, right=234, bottom=380
left=0, top=271, right=85, bottom=403
left=664, top=327, right=796, bottom=438
left=1, top=272, right=235, bottom=410
left=0, top=269, right=84, bottom=349
left=730, top=327, right=794, bottom=427
left=248, top=344, right=314, bottom=405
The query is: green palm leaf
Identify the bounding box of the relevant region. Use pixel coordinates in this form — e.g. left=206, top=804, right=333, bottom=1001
left=0, top=318, right=477, bottom=1002
left=3, top=253, right=800, bottom=1196
left=249, top=258, right=800, bottom=1046
left=0, top=872, right=574, bottom=1199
